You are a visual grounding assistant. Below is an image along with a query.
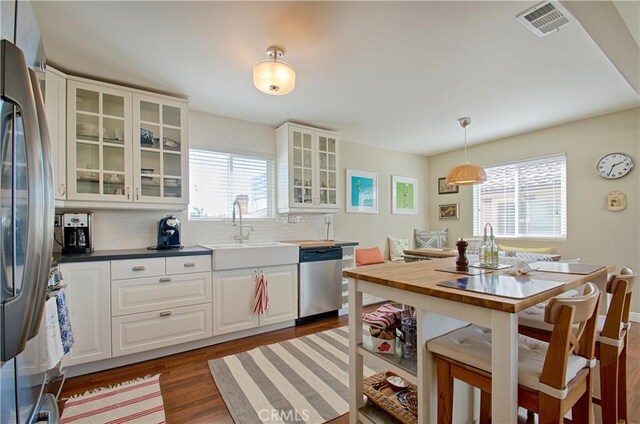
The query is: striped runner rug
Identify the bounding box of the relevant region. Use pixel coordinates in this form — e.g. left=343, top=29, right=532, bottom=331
left=209, top=326, right=379, bottom=423
left=60, top=374, right=165, bottom=424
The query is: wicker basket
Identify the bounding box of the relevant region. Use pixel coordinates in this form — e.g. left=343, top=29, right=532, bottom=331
left=362, top=371, right=417, bottom=424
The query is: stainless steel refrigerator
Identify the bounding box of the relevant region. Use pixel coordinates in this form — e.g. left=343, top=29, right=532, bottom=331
left=1, top=0, right=56, bottom=423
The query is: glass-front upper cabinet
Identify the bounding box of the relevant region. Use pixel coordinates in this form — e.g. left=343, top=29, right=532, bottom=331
left=276, top=123, right=340, bottom=213
left=316, top=131, right=338, bottom=208
left=66, top=81, right=132, bottom=201
left=132, top=94, right=188, bottom=204
left=290, top=126, right=314, bottom=207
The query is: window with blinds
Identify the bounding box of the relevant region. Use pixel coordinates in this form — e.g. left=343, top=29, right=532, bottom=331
left=188, top=149, right=275, bottom=220
left=472, top=154, right=567, bottom=239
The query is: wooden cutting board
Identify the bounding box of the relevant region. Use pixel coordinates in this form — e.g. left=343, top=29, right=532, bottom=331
left=281, top=240, right=336, bottom=248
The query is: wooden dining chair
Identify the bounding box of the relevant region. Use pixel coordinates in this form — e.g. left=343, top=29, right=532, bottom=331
left=519, top=267, right=636, bottom=424
left=427, top=282, right=601, bottom=424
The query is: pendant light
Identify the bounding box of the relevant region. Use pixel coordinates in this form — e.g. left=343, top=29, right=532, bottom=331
left=253, top=45, right=296, bottom=95
left=445, top=117, right=486, bottom=185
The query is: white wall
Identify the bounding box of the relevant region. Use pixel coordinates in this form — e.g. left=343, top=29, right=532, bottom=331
left=82, top=110, right=430, bottom=254
left=427, top=107, right=640, bottom=312
left=334, top=141, right=430, bottom=257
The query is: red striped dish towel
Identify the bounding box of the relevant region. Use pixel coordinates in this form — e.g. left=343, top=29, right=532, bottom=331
left=253, top=272, right=270, bottom=314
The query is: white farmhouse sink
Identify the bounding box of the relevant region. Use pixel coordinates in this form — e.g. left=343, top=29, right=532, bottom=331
left=201, top=242, right=299, bottom=270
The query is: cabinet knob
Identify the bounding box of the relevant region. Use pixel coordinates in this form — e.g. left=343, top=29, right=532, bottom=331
left=60, top=183, right=66, bottom=196
left=159, top=277, right=171, bottom=282
left=136, top=187, right=139, bottom=200
left=159, top=311, right=172, bottom=317
left=132, top=266, right=146, bottom=271
left=127, top=186, right=130, bottom=199
left=184, top=262, right=195, bottom=267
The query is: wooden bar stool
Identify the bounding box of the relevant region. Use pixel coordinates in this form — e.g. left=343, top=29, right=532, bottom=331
left=519, top=267, right=636, bottom=424
left=427, top=283, right=601, bottom=424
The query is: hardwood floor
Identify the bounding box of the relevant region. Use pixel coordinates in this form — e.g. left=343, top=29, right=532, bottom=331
left=60, top=313, right=640, bottom=424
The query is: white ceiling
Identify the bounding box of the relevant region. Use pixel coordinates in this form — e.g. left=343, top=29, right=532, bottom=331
left=33, top=1, right=639, bottom=156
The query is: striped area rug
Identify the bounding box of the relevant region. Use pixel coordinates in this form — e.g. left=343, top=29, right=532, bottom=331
left=60, top=374, right=165, bottom=424
left=209, top=326, right=378, bottom=424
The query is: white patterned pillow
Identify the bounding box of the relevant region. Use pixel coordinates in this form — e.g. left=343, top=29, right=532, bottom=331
left=388, top=237, right=409, bottom=262
left=414, top=228, right=448, bottom=249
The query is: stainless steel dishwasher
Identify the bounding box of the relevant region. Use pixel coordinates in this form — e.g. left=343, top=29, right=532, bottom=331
left=297, top=245, right=343, bottom=322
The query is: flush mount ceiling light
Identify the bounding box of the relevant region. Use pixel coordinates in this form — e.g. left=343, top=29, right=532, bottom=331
left=445, top=117, right=487, bottom=186
left=253, top=45, right=296, bottom=95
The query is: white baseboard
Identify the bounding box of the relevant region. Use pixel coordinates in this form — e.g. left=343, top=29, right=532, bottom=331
left=630, top=312, right=640, bottom=323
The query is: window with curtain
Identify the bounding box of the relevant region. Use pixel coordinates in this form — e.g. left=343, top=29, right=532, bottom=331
left=472, top=154, right=567, bottom=239
left=188, top=149, right=275, bottom=220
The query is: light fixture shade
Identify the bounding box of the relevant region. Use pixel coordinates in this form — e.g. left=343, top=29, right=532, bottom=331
left=445, top=163, right=487, bottom=185
left=253, top=60, right=296, bottom=95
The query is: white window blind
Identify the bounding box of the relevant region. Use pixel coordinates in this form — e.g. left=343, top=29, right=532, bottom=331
left=473, top=154, right=567, bottom=239
left=188, top=149, right=274, bottom=220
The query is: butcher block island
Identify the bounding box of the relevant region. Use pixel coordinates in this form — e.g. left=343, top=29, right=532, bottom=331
left=344, top=257, right=609, bottom=424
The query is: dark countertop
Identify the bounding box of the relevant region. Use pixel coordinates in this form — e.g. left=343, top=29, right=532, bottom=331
left=334, top=241, right=359, bottom=247
left=54, top=246, right=211, bottom=263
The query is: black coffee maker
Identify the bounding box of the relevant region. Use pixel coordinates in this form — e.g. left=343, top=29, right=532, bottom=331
left=156, top=215, right=182, bottom=249
left=62, top=212, right=94, bottom=254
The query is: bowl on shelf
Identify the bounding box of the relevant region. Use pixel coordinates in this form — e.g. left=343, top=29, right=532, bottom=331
left=385, top=372, right=409, bottom=392
left=141, top=168, right=154, bottom=174
left=164, top=178, right=180, bottom=187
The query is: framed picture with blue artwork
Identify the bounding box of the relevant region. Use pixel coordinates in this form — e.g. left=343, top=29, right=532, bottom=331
left=392, top=175, right=418, bottom=215
left=346, top=169, right=378, bottom=213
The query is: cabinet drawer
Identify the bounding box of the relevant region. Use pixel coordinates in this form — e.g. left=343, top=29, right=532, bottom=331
left=111, top=272, right=212, bottom=316
left=111, top=258, right=165, bottom=280
left=112, top=303, right=212, bottom=357
left=166, top=255, right=211, bottom=275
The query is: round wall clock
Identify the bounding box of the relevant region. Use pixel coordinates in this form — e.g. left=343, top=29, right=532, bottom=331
left=596, top=153, right=633, bottom=179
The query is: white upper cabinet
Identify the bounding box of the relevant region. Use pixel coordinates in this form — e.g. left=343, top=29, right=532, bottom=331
left=66, top=80, right=133, bottom=202
left=132, top=94, right=188, bottom=204
left=62, top=76, right=188, bottom=209
left=276, top=123, right=340, bottom=213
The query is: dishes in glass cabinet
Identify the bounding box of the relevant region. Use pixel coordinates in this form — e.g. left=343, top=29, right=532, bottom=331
left=162, top=137, right=181, bottom=151
left=141, top=168, right=154, bottom=174
left=164, top=178, right=180, bottom=187
left=77, top=172, right=99, bottom=183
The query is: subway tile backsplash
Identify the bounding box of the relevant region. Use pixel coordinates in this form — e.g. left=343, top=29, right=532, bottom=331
left=80, top=211, right=328, bottom=250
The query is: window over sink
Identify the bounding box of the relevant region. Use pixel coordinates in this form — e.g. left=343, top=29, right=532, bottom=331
left=473, top=154, right=567, bottom=239
left=188, top=149, right=275, bottom=220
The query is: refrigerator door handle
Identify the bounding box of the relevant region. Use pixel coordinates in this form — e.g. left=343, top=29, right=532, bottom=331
left=0, top=40, right=46, bottom=361
left=26, top=67, right=54, bottom=339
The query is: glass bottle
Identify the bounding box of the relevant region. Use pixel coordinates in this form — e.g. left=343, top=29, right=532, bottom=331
left=480, top=224, right=490, bottom=265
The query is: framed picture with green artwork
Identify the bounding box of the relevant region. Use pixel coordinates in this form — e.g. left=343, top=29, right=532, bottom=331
left=392, top=176, right=418, bottom=215
left=346, top=169, right=378, bottom=213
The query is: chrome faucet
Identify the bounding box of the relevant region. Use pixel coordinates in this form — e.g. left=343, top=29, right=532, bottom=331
left=232, top=199, right=253, bottom=243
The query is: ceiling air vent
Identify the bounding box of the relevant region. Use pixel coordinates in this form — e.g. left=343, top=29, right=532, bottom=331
left=516, top=1, right=572, bottom=37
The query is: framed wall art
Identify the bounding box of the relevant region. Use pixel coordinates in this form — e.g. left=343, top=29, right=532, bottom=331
left=392, top=176, right=418, bottom=215
left=438, top=203, right=459, bottom=220
left=438, top=177, right=459, bottom=195
left=346, top=169, right=378, bottom=213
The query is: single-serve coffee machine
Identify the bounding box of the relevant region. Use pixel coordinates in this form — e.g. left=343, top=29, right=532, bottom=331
left=62, top=212, right=94, bottom=254
left=156, top=215, right=182, bottom=249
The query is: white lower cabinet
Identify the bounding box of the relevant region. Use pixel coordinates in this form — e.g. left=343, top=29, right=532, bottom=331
left=110, top=255, right=213, bottom=357
left=213, top=264, right=298, bottom=336
left=112, top=303, right=212, bottom=357
left=60, top=261, right=112, bottom=367
left=111, top=272, right=212, bottom=316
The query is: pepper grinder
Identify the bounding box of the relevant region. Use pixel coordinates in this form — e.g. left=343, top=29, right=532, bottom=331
left=455, top=238, right=469, bottom=269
